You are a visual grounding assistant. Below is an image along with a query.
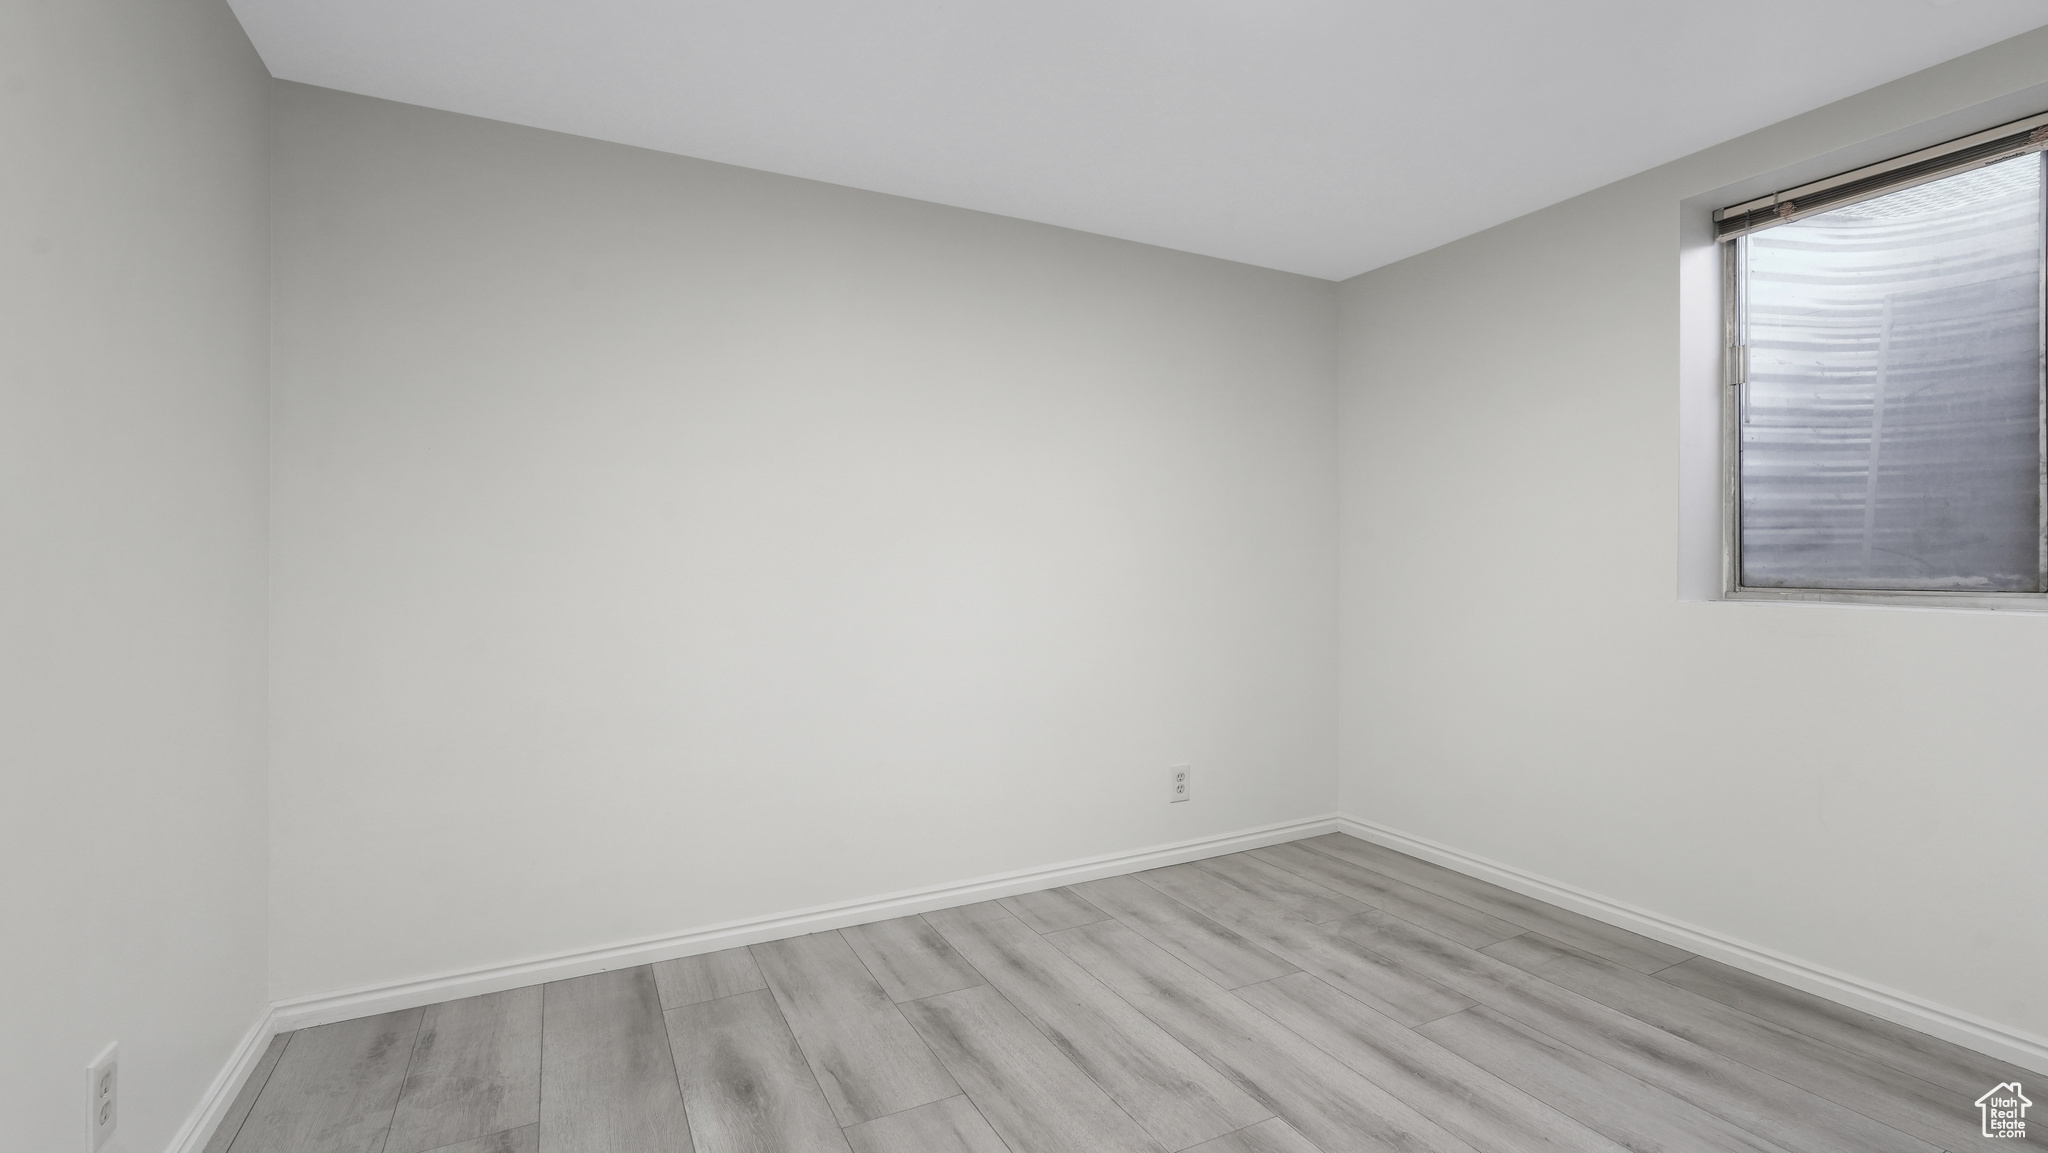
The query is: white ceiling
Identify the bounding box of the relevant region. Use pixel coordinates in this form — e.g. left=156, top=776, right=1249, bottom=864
left=228, top=0, right=2048, bottom=280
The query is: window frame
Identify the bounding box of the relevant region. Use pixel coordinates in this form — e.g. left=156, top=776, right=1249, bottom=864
left=1718, top=118, right=2048, bottom=612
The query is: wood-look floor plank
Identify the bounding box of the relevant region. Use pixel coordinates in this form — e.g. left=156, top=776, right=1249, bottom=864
left=924, top=899, right=1016, bottom=924
left=840, top=916, right=984, bottom=1003
left=1070, top=875, right=1297, bottom=989
left=539, top=967, right=694, bottom=1153
left=1492, top=941, right=2021, bottom=1152
left=842, top=1096, right=1010, bottom=1153
left=999, top=886, right=1111, bottom=934
left=932, top=912, right=1270, bottom=1149
left=1045, top=919, right=1480, bottom=1153
left=1251, top=842, right=1523, bottom=948
left=202, top=1032, right=291, bottom=1153
left=1328, top=908, right=1937, bottom=1153
left=751, top=931, right=960, bottom=1126
left=652, top=946, right=768, bottom=1009
left=1654, top=955, right=2033, bottom=1096
left=1251, top=918, right=1477, bottom=1029
left=1234, top=973, right=1630, bottom=1153
left=901, top=984, right=1166, bottom=1153
left=1191, top=853, right=1370, bottom=924
left=1297, top=834, right=1691, bottom=973
left=228, top=1009, right=423, bottom=1153
left=1477, top=933, right=1576, bottom=972
left=1139, top=863, right=1473, bottom=1026
left=414, top=1125, right=537, bottom=1153
left=1180, top=1118, right=1323, bottom=1153
left=666, top=987, right=850, bottom=1153
left=385, top=987, right=541, bottom=1153
left=1418, top=1007, right=1799, bottom=1153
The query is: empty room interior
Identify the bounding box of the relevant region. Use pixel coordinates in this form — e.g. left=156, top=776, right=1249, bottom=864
left=11, top=1, right=2048, bottom=1151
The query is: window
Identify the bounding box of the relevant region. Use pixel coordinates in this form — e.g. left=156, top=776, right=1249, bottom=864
left=1718, top=115, right=2048, bottom=604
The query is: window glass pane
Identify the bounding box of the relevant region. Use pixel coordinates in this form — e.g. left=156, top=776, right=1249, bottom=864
left=1741, top=155, right=2044, bottom=591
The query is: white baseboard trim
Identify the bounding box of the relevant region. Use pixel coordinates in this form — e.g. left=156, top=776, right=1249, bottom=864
left=268, top=813, right=1340, bottom=1033
left=1336, top=814, right=2048, bottom=1076
left=166, top=1007, right=278, bottom=1153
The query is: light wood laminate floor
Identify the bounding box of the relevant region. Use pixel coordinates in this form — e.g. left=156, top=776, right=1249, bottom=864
left=206, top=834, right=2040, bottom=1153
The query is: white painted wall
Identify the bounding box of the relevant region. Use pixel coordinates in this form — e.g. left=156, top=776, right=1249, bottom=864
left=1339, top=28, right=2048, bottom=1047
left=0, top=1, right=272, bottom=1150
left=269, top=84, right=1339, bottom=1000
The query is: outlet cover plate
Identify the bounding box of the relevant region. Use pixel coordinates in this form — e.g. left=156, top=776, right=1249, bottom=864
left=87, top=1043, right=117, bottom=1152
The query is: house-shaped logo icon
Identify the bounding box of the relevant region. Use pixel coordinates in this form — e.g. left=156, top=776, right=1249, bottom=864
left=1976, top=1081, right=2030, bottom=1139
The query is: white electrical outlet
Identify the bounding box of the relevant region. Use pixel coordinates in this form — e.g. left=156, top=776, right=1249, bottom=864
left=87, top=1043, right=117, bottom=1152
left=1169, top=764, right=1191, bottom=803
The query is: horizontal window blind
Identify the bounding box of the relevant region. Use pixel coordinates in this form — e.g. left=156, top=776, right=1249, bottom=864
left=1715, top=110, right=2048, bottom=239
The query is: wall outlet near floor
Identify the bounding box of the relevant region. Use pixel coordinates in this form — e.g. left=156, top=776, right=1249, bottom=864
left=87, top=1043, right=117, bottom=1151
left=1169, top=764, right=1191, bottom=803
